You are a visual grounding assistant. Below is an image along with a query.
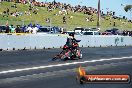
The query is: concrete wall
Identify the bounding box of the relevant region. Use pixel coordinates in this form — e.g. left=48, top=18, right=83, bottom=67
left=0, top=34, right=132, bottom=51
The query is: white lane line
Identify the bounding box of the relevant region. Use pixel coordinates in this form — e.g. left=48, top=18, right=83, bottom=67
left=0, top=56, right=132, bottom=74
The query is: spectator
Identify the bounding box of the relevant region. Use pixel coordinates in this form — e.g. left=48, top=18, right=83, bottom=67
left=10, top=25, right=15, bottom=33
left=11, top=4, right=17, bottom=8
left=122, top=30, right=127, bottom=36
left=130, top=31, right=132, bottom=36
left=5, top=26, right=10, bottom=33
left=15, top=25, right=21, bottom=33
left=52, top=0, right=56, bottom=5
left=89, top=14, right=94, bottom=22
left=113, top=12, right=115, bottom=16
left=47, top=4, right=52, bottom=12
left=46, top=18, right=50, bottom=23
left=86, top=17, right=89, bottom=22
left=22, top=25, right=27, bottom=33
left=63, top=16, right=66, bottom=24
left=6, top=8, right=9, bottom=15
left=33, top=9, right=38, bottom=14
left=110, top=20, right=112, bottom=25
left=26, top=24, right=33, bottom=33
left=113, top=21, right=116, bottom=26
left=69, top=16, right=73, bottom=19
left=25, top=11, right=31, bottom=15
left=32, top=24, right=38, bottom=34
left=36, top=24, right=41, bottom=29
left=60, top=27, right=64, bottom=33
left=3, top=10, right=8, bottom=17
left=29, top=4, right=32, bottom=10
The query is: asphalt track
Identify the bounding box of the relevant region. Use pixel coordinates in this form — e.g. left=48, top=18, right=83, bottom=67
left=0, top=47, right=132, bottom=88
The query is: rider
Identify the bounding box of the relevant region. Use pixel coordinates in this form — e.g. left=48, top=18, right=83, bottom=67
left=65, top=33, right=79, bottom=55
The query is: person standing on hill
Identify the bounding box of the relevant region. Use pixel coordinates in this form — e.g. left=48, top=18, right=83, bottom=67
left=63, top=16, right=66, bottom=24
left=7, top=8, right=9, bottom=15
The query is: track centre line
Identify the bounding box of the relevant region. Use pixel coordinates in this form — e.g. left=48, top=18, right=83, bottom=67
left=0, top=56, right=132, bottom=74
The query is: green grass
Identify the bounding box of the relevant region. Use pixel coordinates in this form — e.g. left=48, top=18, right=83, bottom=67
left=0, top=2, right=132, bottom=31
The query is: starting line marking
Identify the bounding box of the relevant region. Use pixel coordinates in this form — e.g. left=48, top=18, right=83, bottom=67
left=0, top=56, right=132, bottom=74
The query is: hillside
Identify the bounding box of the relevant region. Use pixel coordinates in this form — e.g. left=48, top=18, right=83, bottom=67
left=0, top=1, right=131, bottom=31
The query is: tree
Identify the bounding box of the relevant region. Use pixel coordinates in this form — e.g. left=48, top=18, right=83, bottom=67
left=124, top=5, right=132, bottom=12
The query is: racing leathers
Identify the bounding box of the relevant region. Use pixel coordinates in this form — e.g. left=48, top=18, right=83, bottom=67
left=65, top=37, right=79, bottom=56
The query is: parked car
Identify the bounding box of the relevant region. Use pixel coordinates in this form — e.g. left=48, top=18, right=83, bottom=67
left=74, top=27, right=84, bottom=33
left=52, top=26, right=60, bottom=33
left=38, top=26, right=52, bottom=34
left=84, top=28, right=91, bottom=31
left=38, top=26, right=61, bottom=34
left=101, top=32, right=113, bottom=35
left=82, top=31, right=100, bottom=35
left=66, top=31, right=74, bottom=34
left=74, top=32, right=83, bottom=35
left=122, top=30, right=132, bottom=36
left=105, top=28, right=119, bottom=35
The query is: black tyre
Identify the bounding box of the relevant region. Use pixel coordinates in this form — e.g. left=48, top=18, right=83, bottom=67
left=52, top=57, right=57, bottom=61
left=80, top=78, right=84, bottom=84
left=78, top=50, right=82, bottom=59
left=62, top=57, right=68, bottom=61
left=80, top=76, right=86, bottom=84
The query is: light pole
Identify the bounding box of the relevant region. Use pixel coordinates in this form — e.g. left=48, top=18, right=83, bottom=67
left=50, top=18, right=52, bottom=32
left=97, top=0, right=100, bottom=30
left=129, top=9, right=132, bottom=21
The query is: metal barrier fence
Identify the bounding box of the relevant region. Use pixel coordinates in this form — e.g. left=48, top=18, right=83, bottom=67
left=0, top=34, right=132, bottom=51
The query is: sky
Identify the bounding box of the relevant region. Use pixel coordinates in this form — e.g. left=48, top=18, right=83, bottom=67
left=38, top=0, right=132, bottom=20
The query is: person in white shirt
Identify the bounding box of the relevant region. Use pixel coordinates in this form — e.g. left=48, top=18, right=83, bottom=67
left=32, top=26, right=38, bottom=34
left=26, top=26, right=32, bottom=33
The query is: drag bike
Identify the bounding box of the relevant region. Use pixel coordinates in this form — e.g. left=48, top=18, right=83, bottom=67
left=52, top=40, right=82, bottom=61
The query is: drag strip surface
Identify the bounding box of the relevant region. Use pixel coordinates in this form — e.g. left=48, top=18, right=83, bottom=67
left=0, top=47, right=132, bottom=70
left=0, top=47, right=132, bottom=88
left=0, top=56, right=132, bottom=74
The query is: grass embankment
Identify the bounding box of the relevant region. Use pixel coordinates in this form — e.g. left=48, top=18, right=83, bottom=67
left=0, top=2, right=131, bottom=31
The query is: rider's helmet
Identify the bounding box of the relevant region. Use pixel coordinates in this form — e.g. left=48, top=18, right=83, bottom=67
left=69, top=32, right=74, bottom=37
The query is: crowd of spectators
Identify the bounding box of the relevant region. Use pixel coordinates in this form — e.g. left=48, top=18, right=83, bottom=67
left=0, top=23, right=66, bottom=34
left=0, top=24, right=40, bottom=34
left=20, top=0, right=131, bottom=23
left=2, top=2, right=38, bottom=18
left=2, top=0, right=97, bottom=17
left=1, top=0, right=132, bottom=25
left=0, top=25, right=21, bottom=33
left=29, top=0, right=97, bottom=15
left=122, top=30, right=132, bottom=36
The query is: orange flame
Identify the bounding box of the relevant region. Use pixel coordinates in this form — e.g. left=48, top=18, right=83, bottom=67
left=78, top=66, right=86, bottom=76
